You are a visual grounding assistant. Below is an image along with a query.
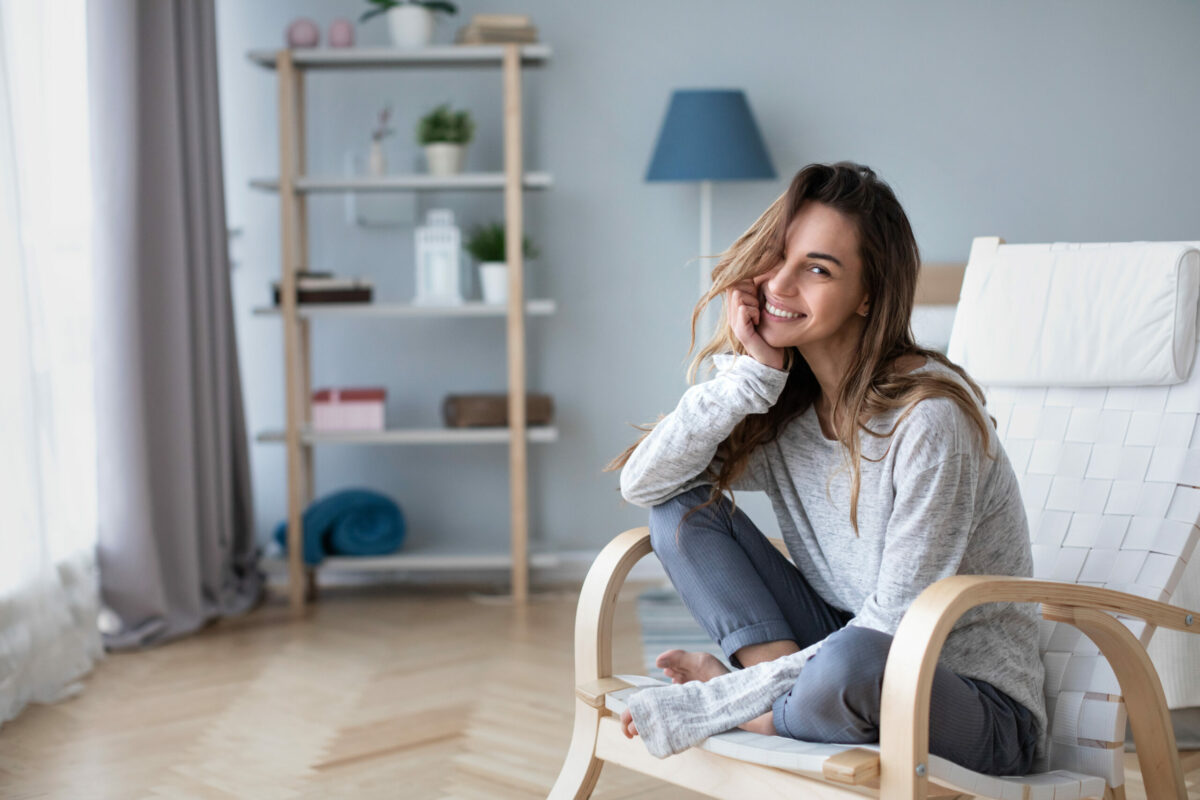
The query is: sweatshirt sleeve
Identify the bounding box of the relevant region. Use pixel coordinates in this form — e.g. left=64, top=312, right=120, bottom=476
left=625, top=643, right=822, bottom=758
left=619, top=354, right=789, bottom=508
left=626, top=450, right=980, bottom=758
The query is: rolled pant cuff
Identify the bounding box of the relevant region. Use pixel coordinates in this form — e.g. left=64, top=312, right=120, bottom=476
left=720, top=619, right=796, bottom=669
left=772, top=691, right=795, bottom=739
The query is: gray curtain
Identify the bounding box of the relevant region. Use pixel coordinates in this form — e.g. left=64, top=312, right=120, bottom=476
left=87, top=0, right=263, bottom=649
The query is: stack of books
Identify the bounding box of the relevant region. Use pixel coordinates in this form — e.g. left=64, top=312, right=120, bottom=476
left=455, top=13, right=539, bottom=44
left=271, top=271, right=373, bottom=305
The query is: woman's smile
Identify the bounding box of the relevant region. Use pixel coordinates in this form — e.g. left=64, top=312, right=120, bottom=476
left=761, top=294, right=807, bottom=322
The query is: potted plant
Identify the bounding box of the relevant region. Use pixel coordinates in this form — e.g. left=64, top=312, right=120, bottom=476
left=417, top=103, right=474, bottom=176
left=359, top=0, right=458, bottom=48
left=465, top=222, right=539, bottom=304
left=368, top=104, right=395, bottom=175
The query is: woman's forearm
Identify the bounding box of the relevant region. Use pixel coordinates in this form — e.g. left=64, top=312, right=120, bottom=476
left=619, top=354, right=787, bottom=508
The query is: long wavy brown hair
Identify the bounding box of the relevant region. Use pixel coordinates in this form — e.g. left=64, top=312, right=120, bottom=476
left=605, top=161, right=996, bottom=543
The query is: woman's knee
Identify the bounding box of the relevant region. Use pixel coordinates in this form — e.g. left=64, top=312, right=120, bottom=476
left=647, top=485, right=721, bottom=554
left=774, top=627, right=893, bottom=741
left=811, top=626, right=893, bottom=680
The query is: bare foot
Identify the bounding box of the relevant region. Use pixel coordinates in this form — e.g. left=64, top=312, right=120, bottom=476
left=655, top=649, right=731, bottom=684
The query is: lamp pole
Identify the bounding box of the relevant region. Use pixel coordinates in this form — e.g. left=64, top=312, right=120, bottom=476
left=699, top=179, right=714, bottom=343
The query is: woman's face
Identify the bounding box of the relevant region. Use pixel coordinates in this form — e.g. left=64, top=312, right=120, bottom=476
left=753, top=201, right=870, bottom=351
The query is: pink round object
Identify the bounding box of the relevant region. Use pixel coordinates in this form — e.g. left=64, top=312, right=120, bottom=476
left=328, top=18, right=355, bottom=48
left=285, top=18, right=320, bottom=48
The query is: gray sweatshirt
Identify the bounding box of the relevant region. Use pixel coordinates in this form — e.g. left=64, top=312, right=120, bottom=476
left=619, top=353, right=1047, bottom=767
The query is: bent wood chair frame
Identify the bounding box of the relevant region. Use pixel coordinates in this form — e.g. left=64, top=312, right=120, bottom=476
left=548, top=526, right=1199, bottom=800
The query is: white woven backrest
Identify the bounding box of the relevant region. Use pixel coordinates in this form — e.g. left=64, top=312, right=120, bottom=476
left=952, top=238, right=1200, bottom=784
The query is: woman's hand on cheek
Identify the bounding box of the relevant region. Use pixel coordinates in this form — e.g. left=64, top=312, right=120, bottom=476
left=726, top=276, right=786, bottom=370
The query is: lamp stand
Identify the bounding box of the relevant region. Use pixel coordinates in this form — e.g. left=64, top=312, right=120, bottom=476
left=698, top=179, right=715, bottom=344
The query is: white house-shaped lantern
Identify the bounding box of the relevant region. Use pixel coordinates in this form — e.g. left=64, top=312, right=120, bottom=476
left=414, top=208, right=463, bottom=306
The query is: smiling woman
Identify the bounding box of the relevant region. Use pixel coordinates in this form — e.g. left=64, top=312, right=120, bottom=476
left=605, top=161, right=1047, bottom=776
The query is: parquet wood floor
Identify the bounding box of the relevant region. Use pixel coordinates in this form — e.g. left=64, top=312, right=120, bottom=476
left=1, top=580, right=1196, bottom=799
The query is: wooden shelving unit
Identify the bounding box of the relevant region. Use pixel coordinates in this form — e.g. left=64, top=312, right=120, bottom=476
left=249, top=43, right=552, bottom=613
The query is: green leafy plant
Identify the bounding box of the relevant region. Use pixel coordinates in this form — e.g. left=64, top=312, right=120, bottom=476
left=465, top=222, right=539, bottom=263
left=360, top=0, right=458, bottom=24
left=417, top=103, right=475, bottom=145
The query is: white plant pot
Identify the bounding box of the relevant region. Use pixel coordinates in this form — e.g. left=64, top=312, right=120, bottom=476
left=424, top=143, right=466, bottom=176
left=387, top=6, right=434, bottom=47
left=479, top=262, right=507, bottom=304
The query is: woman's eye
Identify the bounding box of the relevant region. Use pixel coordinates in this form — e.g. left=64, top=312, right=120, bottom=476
left=808, top=264, right=829, bottom=276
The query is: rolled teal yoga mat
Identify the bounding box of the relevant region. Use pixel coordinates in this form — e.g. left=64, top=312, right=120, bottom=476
left=273, top=488, right=406, bottom=565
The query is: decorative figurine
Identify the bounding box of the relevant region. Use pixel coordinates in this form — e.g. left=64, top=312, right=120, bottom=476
left=328, top=18, right=355, bottom=47
left=285, top=18, right=320, bottom=48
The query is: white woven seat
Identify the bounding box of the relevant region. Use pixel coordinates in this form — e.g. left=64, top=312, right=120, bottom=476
left=951, top=238, right=1200, bottom=795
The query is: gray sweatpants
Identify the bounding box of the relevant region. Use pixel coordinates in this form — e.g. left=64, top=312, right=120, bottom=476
left=648, top=485, right=1038, bottom=776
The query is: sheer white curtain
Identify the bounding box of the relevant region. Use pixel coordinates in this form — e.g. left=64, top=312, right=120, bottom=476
left=0, top=0, right=103, bottom=725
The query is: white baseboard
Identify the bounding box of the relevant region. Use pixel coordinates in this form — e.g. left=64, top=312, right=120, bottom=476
left=261, top=548, right=669, bottom=590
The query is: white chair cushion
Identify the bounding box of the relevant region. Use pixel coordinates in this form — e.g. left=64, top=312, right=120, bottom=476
left=948, top=238, right=1200, bottom=386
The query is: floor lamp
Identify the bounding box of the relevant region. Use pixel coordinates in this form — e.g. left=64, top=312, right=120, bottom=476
left=645, top=89, right=776, bottom=344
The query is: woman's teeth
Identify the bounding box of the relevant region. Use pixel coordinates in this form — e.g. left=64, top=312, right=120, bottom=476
left=764, top=300, right=804, bottom=319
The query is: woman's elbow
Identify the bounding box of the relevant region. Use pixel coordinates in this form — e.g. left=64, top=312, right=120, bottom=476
left=619, top=468, right=657, bottom=508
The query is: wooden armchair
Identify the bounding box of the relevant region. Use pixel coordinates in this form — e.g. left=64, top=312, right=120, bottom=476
left=549, top=238, right=1200, bottom=800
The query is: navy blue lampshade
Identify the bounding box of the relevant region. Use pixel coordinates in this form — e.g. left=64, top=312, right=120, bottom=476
left=645, top=89, right=776, bottom=182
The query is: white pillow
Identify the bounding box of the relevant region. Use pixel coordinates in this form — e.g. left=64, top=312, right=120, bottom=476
left=947, top=238, right=1200, bottom=386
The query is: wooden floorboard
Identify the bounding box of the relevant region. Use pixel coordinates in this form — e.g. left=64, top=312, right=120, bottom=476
left=0, top=579, right=1196, bottom=799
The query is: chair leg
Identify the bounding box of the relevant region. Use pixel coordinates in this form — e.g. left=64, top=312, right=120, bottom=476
left=548, top=697, right=607, bottom=800
left=551, top=527, right=652, bottom=799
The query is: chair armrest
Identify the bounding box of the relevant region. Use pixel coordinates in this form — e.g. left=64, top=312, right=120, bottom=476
left=877, top=575, right=1198, bottom=799
left=573, top=526, right=654, bottom=689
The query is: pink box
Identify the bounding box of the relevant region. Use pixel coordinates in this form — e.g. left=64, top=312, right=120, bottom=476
left=312, top=387, right=386, bottom=431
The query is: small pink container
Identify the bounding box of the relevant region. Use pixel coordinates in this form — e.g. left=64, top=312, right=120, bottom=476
left=312, top=387, right=386, bottom=431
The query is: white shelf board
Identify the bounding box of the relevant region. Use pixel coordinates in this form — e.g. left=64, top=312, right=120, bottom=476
left=252, top=299, right=556, bottom=318
left=256, top=426, right=559, bottom=446
left=249, top=173, right=552, bottom=193
left=247, top=44, right=552, bottom=70
left=263, top=549, right=561, bottom=572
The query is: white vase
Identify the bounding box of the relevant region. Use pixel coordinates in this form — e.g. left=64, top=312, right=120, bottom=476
left=479, top=262, right=507, bottom=304
left=387, top=6, right=434, bottom=48
left=424, top=143, right=465, bottom=176
left=368, top=140, right=387, bottom=175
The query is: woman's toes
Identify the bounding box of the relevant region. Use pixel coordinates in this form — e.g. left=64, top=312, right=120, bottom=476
left=655, top=649, right=684, bottom=669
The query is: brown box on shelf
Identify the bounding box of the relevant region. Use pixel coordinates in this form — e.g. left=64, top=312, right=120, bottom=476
left=271, top=285, right=373, bottom=305
left=442, top=393, right=554, bottom=427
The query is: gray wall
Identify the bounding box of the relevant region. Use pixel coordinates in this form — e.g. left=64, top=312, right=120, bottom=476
left=215, top=0, right=1200, bottom=567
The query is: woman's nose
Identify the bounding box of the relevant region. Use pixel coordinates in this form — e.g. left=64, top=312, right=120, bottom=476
left=766, top=267, right=799, bottom=296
